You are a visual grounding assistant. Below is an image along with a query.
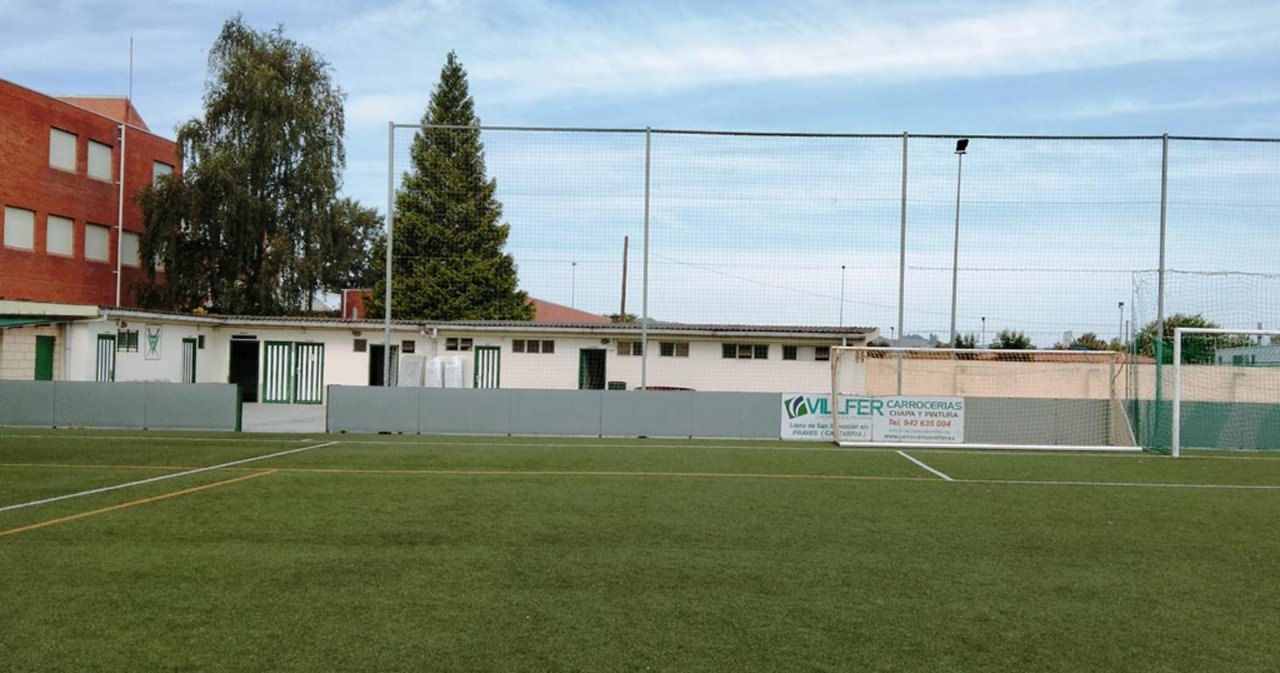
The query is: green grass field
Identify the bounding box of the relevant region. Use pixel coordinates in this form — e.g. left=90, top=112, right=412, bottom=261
left=3, top=430, right=1280, bottom=672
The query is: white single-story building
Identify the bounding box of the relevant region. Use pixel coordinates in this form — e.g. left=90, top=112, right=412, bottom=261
left=1, top=303, right=877, bottom=402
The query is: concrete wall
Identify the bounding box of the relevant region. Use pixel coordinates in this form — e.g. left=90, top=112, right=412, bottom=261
left=0, top=381, right=239, bottom=430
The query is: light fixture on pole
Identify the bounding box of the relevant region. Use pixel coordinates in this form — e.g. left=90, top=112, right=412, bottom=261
left=949, top=138, right=969, bottom=347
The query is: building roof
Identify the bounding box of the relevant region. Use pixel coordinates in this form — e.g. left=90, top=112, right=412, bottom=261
left=56, top=96, right=150, bottom=131
left=98, top=307, right=877, bottom=340
left=529, top=298, right=612, bottom=324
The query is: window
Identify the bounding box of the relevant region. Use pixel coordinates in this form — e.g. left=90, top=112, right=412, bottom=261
left=88, top=140, right=113, bottom=181
left=85, top=223, right=110, bottom=261
left=46, top=215, right=73, bottom=256
left=721, top=343, right=768, bottom=359
left=401, top=340, right=416, bottom=354
left=782, top=345, right=798, bottom=361
left=153, top=161, right=174, bottom=183
left=446, top=337, right=473, bottom=351
left=353, top=338, right=368, bottom=353
left=815, top=346, right=831, bottom=361
left=659, top=341, right=689, bottom=357
left=3, top=206, right=35, bottom=250
left=513, top=339, right=555, bottom=354
left=121, top=231, right=140, bottom=267
left=49, top=129, right=76, bottom=171
left=197, top=335, right=206, bottom=349
left=117, top=330, right=139, bottom=353
left=617, top=340, right=643, bottom=356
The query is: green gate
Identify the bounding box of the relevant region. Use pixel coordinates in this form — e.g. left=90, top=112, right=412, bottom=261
left=293, top=343, right=325, bottom=404
left=474, top=346, right=501, bottom=388
left=263, top=341, right=325, bottom=404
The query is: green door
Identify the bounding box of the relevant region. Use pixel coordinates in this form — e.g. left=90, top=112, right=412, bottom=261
left=262, top=341, right=293, bottom=403
left=34, top=336, right=54, bottom=381
left=181, top=338, right=197, bottom=383
left=474, top=346, right=501, bottom=388
left=95, top=334, right=116, bottom=382
left=293, top=343, right=325, bottom=404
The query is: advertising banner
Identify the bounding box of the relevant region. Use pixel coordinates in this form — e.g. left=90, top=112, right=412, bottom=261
left=781, top=394, right=964, bottom=443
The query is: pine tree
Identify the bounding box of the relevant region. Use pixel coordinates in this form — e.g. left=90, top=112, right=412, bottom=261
left=369, top=51, right=532, bottom=321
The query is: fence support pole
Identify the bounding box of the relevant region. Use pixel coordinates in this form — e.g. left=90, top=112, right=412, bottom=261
left=897, top=132, right=909, bottom=394
left=641, top=127, right=652, bottom=390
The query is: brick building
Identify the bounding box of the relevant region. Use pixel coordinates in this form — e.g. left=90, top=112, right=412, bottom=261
left=0, top=78, right=178, bottom=307
left=0, top=79, right=178, bottom=380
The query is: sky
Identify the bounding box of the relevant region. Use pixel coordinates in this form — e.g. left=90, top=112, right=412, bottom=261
left=5, top=0, right=1280, bottom=342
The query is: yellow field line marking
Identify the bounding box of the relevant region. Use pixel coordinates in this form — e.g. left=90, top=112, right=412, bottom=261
left=0, top=470, right=278, bottom=539
left=267, top=466, right=936, bottom=482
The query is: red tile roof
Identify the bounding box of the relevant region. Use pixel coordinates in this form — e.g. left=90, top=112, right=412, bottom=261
left=530, top=298, right=612, bottom=324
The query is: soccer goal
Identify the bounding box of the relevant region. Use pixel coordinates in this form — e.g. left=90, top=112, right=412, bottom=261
left=1171, top=328, right=1280, bottom=456
left=830, top=346, right=1139, bottom=451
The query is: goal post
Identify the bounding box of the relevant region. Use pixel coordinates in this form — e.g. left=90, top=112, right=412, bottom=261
left=1172, top=328, right=1280, bottom=457
left=830, top=346, right=1140, bottom=451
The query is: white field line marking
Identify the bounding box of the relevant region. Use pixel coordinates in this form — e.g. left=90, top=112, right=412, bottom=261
left=896, top=451, right=954, bottom=481
left=956, top=478, right=1280, bottom=491
left=0, top=434, right=316, bottom=444
left=0, top=441, right=337, bottom=514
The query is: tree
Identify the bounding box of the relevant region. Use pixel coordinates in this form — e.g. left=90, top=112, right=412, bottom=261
left=989, top=329, right=1033, bottom=350
left=954, top=333, right=977, bottom=349
left=324, top=198, right=384, bottom=291
left=138, top=16, right=353, bottom=315
left=1134, top=313, right=1250, bottom=364
left=1071, top=332, right=1109, bottom=350
left=367, top=51, right=533, bottom=321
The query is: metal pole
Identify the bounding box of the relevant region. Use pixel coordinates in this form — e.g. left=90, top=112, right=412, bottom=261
left=383, top=122, right=395, bottom=386
left=949, top=149, right=964, bottom=347
left=115, top=124, right=126, bottom=307
left=981, top=316, right=986, bottom=345
left=571, top=262, right=577, bottom=308
left=641, top=128, right=651, bottom=389
left=896, top=132, right=908, bottom=394
left=1157, top=134, right=1169, bottom=349
left=839, top=265, right=846, bottom=327
left=1171, top=327, right=1183, bottom=457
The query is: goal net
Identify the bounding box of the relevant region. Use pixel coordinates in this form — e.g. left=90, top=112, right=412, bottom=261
left=1172, top=328, right=1280, bottom=456
left=830, top=346, right=1138, bottom=451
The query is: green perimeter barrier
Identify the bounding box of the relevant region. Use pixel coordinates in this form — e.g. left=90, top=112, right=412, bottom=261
left=327, top=386, right=782, bottom=439
left=0, top=381, right=240, bottom=431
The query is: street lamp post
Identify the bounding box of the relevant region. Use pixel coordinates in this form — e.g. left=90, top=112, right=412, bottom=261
left=571, top=261, right=577, bottom=308
left=1118, top=301, right=1125, bottom=346
left=839, top=265, right=846, bottom=327
left=949, top=139, right=969, bottom=347
left=981, top=316, right=986, bottom=346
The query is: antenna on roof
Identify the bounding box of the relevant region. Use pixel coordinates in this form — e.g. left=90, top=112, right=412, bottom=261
left=127, top=37, right=133, bottom=126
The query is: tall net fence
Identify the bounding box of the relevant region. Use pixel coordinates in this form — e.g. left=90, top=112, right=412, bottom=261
left=386, top=126, right=1280, bottom=448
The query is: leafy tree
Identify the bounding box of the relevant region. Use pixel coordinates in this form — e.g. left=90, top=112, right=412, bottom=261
left=368, top=51, right=532, bottom=321
left=1071, top=332, right=1109, bottom=350
left=1135, top=313, right=1250, bottom=364
left=137, top=16, right=352, bottom=315
left=989, top=329, right=1033, bottom=350
left=954, top=333, right=977, bottom=349
left=325, top=198, right=384, bottom=291
left=607, top=313, right=638, bottom=324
